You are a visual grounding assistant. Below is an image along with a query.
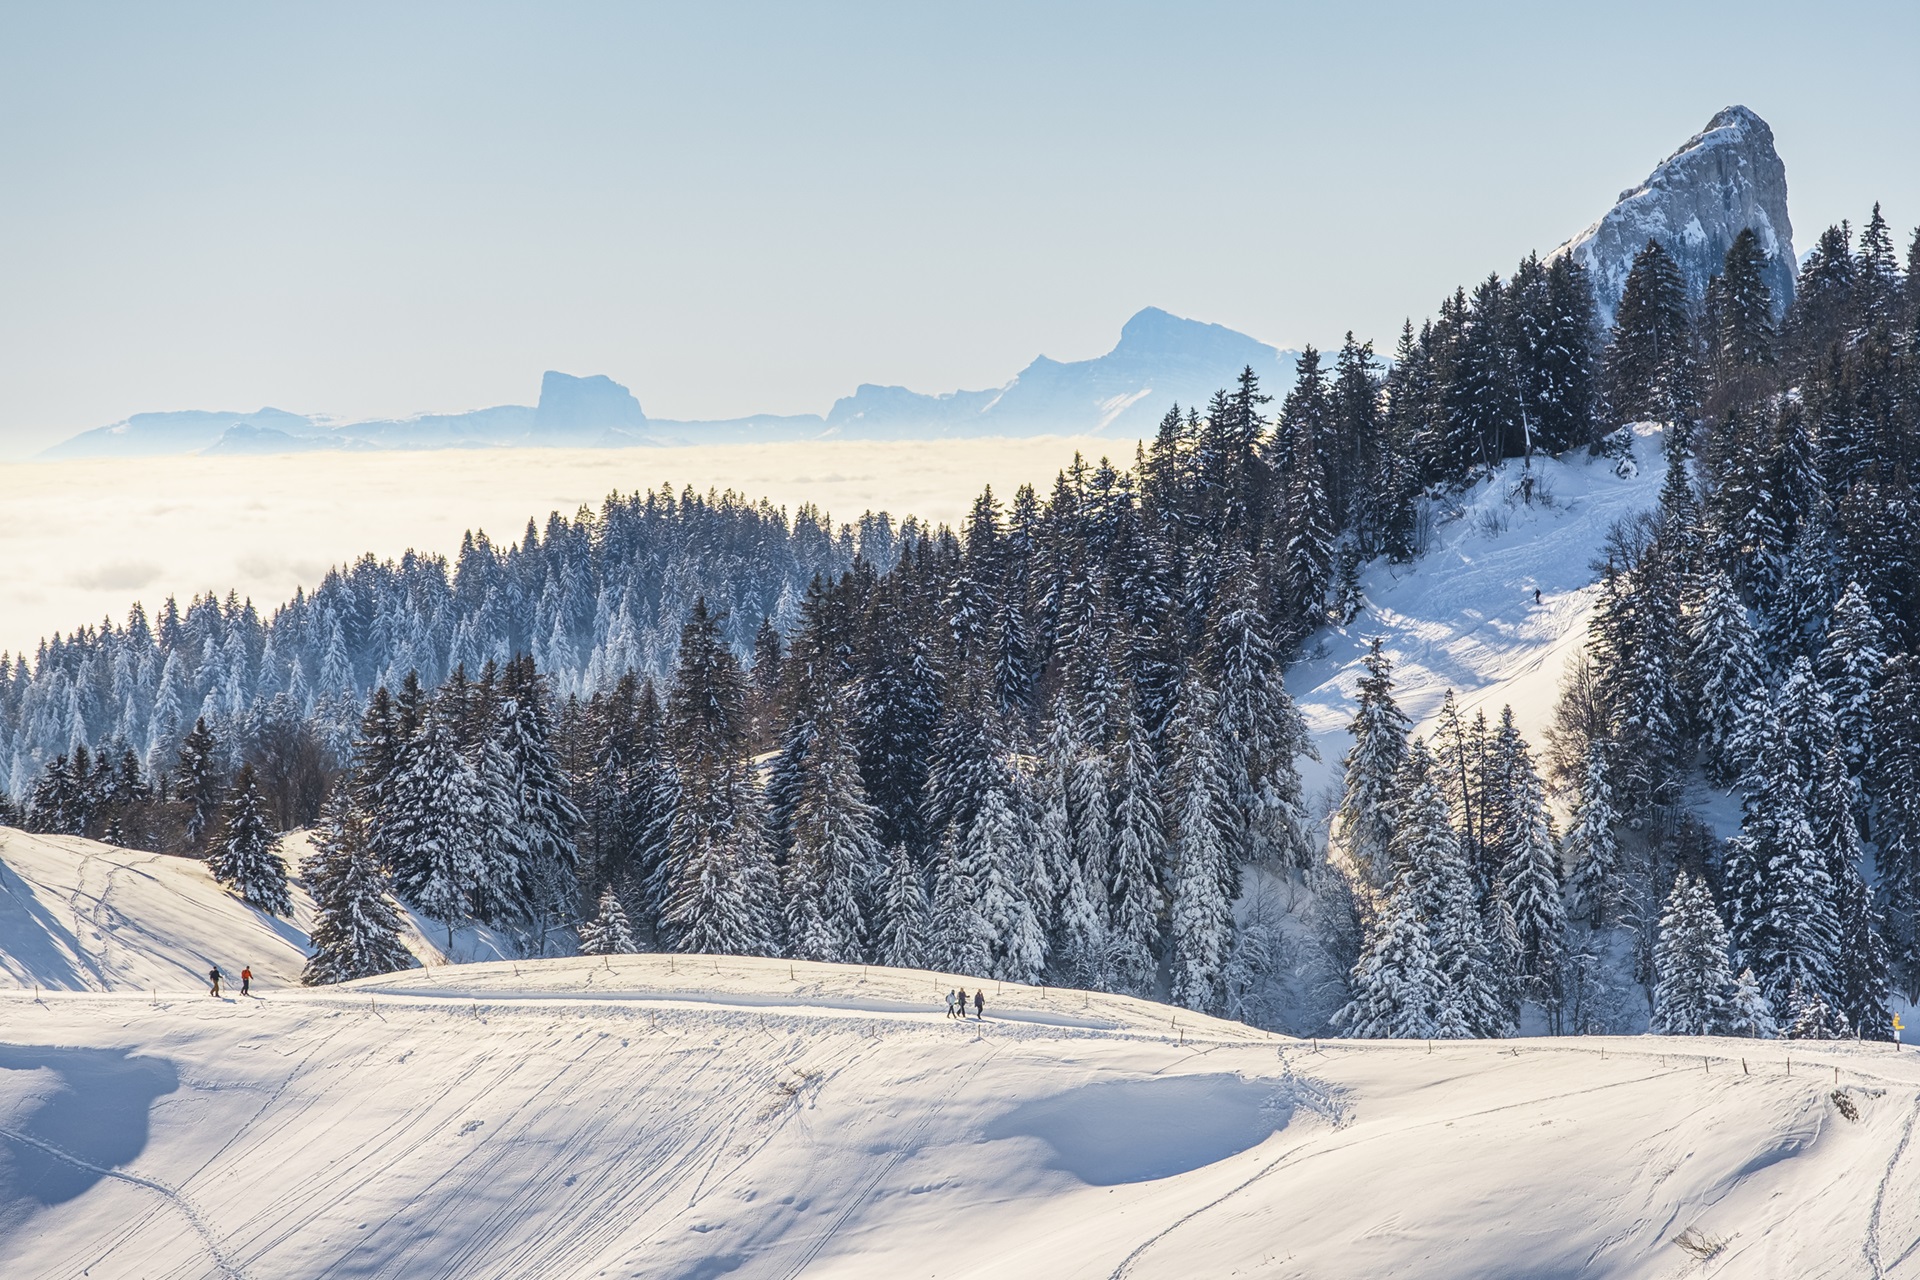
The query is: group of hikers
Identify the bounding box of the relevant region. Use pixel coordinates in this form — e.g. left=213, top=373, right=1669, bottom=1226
left=207, top=965, right=253, bottom=998
left=945, top=987, right=985, bottom=1020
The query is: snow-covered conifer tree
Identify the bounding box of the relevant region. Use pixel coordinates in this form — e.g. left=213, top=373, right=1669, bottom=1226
left=302, top=787, right=413, bottom=984
left=578, top=886, right=639, bottom=955
left=1563, top=740, right=1622, bottom=927
left=388, top=707, right=489, bottom=947
left=874, top=843, right=927, bottom=970
left=210, top=763, right=291, bottom=915
left=782, top=684, right=879, bottom=963
left=1689, top=569, right=1765, bottom=783
left=1651, top=871, right=1739, bottom=1035
left=1170, top=678, right=1234, bottom=1013
left=1332, top=637, right=1410, bottom=894
left=1107, top=702, right=1166, bottom=994
left=1335, top=868, right=1441, bottom=1039
left=1822, top=581, right=1884, bottom=782
left=1494, top=720, right=1563, bottom=1005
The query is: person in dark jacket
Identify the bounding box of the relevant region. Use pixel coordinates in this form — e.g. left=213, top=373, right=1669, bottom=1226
left=955, top=987, right=967, bottom=1020
left=973, top=989, right=985, bottom=1019
left=209, top=966, right=222, bottom=998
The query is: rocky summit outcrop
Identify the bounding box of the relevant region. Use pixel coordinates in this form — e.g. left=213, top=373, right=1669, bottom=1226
left=1556, top=105, right=1795, bottom=328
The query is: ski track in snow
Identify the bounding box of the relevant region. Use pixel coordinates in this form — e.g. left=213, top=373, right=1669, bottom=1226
left=4, top=924, right=1920, bottom=1279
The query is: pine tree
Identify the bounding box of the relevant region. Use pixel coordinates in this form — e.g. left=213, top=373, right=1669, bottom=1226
left=928, top=825, right=991, bottom=977
left=875, top=843, right=928, bottom=970
left=1170, top=678, right=1234, bottom=1013
left=783, top=683, right=880, bottom=963
left=661, top=600, right=777, bottom=956
left=302, top=787, right=413, bottom=984
left=1711, top=227, right=1777, bottom=375
left=1563, top=740, right=1621, bottom=926
left=388, top=707, right=490, bottom=948
left=177, top=716, right=224, bottom=851
left=1724, top=694, right=1840, bottom=1017
left=1333, top=637, right=1411, bottom=894
left=1689, top=568, right=1766, bottom=783
left=578, top=885, right=639, bottom=955
left=1108, top=700, right=1166, bottom=995
left=1335, top=865, right=1441, bottom=1039
left=1651, top=871, right=1740, bottom=1036
left=1607, top=239, right=1698, bottom=429
left=1823, top=581, right=1885, bottom=782
left=210, top=763, right=291, bottom=915
left=1494, top=716, right=1563, bottom=1005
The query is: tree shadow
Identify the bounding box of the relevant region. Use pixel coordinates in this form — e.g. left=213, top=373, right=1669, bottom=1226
left=0, top=1045, right=178, bottom=1218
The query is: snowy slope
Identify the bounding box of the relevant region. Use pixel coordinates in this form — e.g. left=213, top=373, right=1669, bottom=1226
left=3, top=953, right=1919, bottom=1278
left=0, top=829, right=315, bottom=993
left=1289, top=427, right=1669, bottom=805
left=0, top=829, right=476, bottom=993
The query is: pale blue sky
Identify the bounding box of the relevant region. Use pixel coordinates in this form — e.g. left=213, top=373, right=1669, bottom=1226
left=2, top=1, right=1915, bottom=456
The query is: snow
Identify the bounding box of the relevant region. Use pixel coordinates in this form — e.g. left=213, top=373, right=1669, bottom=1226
left=0, top=828, right=477, bottom=993
left=2, top=833, right=1918, bottom=1277
left=1290, top=427, right=1670, bottom=801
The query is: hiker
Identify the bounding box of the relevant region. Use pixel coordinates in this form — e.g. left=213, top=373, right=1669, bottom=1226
left=241, top=966, right=252, bottom=997
left=1533, top=587, right=1542, bottom=604
left=944, top=989, right=957, bottom=1018
left=973, top=989, right=985, bottom=1020
left=209, top=966, right=222, bottom=998
left=956, top=987, right=968, bottom=1020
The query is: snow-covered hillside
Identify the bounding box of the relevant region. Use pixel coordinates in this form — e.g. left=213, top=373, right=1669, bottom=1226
left=3, top=946, right=1918, bottom=1278
left=1290, top=426, right=1669, bottom=800
left=0, top=829, right=487, bottom=993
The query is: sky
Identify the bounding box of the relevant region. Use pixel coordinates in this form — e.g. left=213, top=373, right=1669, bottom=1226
left=2, top=1, right=1917, bottom=458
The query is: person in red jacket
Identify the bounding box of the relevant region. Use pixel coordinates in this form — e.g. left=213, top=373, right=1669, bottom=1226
left=240, top=966, right=252, bottom=997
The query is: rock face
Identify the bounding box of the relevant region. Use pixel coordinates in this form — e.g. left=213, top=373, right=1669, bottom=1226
left=533, top=371, right=646, bottom=437
left=1556, top=105, right=1795, bottom=328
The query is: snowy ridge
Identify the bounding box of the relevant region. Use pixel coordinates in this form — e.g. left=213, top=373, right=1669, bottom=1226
left=1290, top=426, right=1670, bottom=801
left=4, top=947, right=1919, bottom=1277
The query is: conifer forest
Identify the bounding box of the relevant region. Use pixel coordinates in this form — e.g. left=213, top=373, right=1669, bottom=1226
left=8, top=210, right=1920, bottom=1041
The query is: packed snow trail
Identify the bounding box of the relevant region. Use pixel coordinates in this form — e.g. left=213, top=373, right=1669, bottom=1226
left=4, top=949, right=1920, bottom=1279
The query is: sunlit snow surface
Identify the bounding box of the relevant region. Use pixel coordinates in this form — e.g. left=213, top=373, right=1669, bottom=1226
left=0, top=437, right=1118, bottom=659
left=1290, top=425, right=1670, bottom=798
left=4, top=832, right=1920, bottom=1279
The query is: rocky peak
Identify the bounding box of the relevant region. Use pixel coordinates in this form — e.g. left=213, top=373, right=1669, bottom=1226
left=1556, top=105, right=1795, bottom=328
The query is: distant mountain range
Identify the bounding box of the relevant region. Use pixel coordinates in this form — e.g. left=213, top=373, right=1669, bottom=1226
left=42, top=105, right=1797, bottom=460
left=41, top=308, right=1302, bottom=460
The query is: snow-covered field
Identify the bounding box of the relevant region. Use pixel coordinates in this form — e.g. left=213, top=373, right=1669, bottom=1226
left=5, top=832, right=1920, bottom=1279
left=0, top=436, right=1120, bottom=660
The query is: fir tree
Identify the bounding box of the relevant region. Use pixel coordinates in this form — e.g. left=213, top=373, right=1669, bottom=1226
left=578, top=885, right=640, bottom=955
left=1651, top=871, right=1740, bottom=1036
left=388, top=707, right=489, bottom=948
left=1170, top=678, right=1234, bottom=1013
left=210, top=763, right=291, bottom=915
left=1607, top=238, right=1698, bottom=429
left=1335, top=865, right=1441, bottom=1039
left=875, top=843, right=928, bottom=970
left=302, top=787, right=413, bottom=984
left=782, top=683, right=880, bottom=963
left=1494, top=714, right=1563, bottom=1006
left=1108, top=700, right=1166, bottom=995
left=1563, top=740, right=1621, bottom=926
left=1333, top=637, right=1411, bottom=894
left=178, top=716, right=224, bottom=851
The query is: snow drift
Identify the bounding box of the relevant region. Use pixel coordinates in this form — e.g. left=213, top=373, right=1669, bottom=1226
left=2, top=939, right=1918, bottom=1278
